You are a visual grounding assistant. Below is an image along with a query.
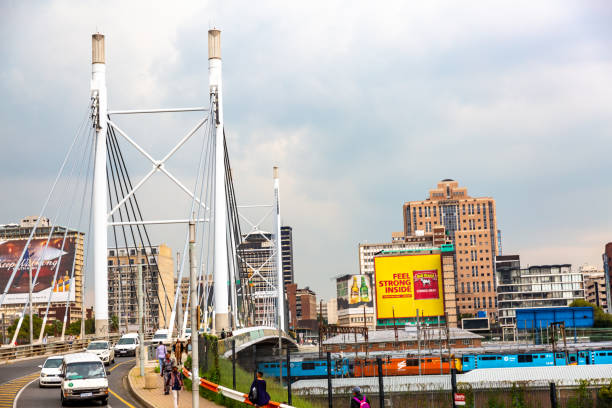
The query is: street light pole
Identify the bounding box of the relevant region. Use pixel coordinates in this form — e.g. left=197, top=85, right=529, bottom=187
left=189, top=220, right=199, bottom=408
left=138, top=263, right=144, bottom=377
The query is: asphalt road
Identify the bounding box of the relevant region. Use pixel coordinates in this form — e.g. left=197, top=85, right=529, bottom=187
left=14, top=356, right=143, bottom=408
left=0, top=355, right=50, bottom=384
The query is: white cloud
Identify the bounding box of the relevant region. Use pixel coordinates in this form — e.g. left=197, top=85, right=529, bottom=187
left=1, top=1, right=611, bottom=303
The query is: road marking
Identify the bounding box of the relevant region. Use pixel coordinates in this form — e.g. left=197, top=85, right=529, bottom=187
left=110, top=358, right=135, bottom=372
left=108, top=358, right=136, bottom=407
left=7, top=375, right=38, bottom=408
left=109, top=389, right=135, bottom=408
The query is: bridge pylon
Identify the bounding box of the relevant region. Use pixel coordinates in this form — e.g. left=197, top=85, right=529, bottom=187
left=91, top=33, right=109, bottom=337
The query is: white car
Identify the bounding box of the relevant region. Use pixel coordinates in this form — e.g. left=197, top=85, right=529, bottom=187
left=38, top=356, right=64, bottom=387
left=152, top=329, right=171, bottom=345
left=60, top=353, right=109, bottom=406
left=114, top=333, right=139, bottom=357
left=85, top=340, right=115, bottom=366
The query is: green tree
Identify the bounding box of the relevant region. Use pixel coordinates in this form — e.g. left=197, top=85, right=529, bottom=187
left=7, top=314, right=57, bottom=343
left=597, top=380, right=612, bottom=408
left=570, top=300, right=612, bottom=328
left=109, top=315, right=119, bottom=332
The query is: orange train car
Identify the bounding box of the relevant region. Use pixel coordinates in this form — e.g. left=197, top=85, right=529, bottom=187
left=352, top=356, right=462, bottom=377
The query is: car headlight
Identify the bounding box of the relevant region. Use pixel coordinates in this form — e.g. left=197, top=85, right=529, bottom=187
left=40, top=373, right=46, bottom=378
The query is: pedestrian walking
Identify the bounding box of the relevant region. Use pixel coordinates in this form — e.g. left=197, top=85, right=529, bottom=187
left=248, top=371, right=270, bottom=407
left=156, top=342, right=167, bottom=376
left=350, top=386, right=371, bottom=408
left=169, top=365, right=183, bottom=408
left=173, top=340, right=183, bottom=365
left=162, top=352, right=175, bottom=395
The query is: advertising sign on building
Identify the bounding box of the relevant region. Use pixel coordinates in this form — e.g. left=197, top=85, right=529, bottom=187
left=374, top=253, right=444, bottom=319
left=0, top=238, right=77, bottom=305
left=336, top=274, right=374, bottom=310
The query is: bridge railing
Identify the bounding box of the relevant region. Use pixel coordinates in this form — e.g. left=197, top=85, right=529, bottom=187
left=217, top=327, right=295, bottom=355
left=0, top=334, right=122, bottom=363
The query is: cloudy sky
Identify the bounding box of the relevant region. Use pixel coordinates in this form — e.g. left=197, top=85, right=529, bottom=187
left=1, top=1, right=611, bottom=303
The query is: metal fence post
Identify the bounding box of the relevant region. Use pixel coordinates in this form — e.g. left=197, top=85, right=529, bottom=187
left=287, top=347, right=292, bottom=405
left=232, top=339, right=236, bottom=389
left=377, top=356, right=385, bottom=408
left=327, top=351, right=332, bottom=408
left=451, top=357, right=458, bottom=408
left=549, top=382, right=558, bottom=408
left=253, top=344, right=257, bottom=380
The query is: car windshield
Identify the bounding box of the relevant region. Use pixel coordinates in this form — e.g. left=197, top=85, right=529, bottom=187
left=117, top=338, right=135, bottom=345
left=87, top=342, right=108, bottom=350
left=44, top=358, right=63, bottom=368
left=153, top=334, right=166, bottom=340
left=66, top=362, right=105, bottom=380
left=185, top=328, right=191, bottom=333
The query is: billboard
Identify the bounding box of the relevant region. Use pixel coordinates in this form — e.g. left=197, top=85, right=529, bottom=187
left=374, top=254, right=444, bottom=319
left=0, top=238, right=77, bottom=305
left=336, top=274, right=374, bottom=310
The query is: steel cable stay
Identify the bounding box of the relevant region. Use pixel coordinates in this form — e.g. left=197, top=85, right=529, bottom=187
left=223, top=131, right=246, bottom=328
left=10, top=122, right=94, bottom=345
left=106, top=129, right=159, bottom=332
left=60, top=134, right=96, bottom=340
left=106, top=126, right=173, bottom=323
left=180, top=107, right=215, bottom=336
left=0, top=107, right=91, bottom=314
left=37, top=127, right=96, bottom=342
left=196, top=122, right=217, bottom=332
left=167, top=105, right=214, bottom=337
left=108, top=126, right=166, bottom=328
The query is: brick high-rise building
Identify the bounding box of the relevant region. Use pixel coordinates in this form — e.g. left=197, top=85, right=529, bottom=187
left=403, top=180, right=498, bottom=320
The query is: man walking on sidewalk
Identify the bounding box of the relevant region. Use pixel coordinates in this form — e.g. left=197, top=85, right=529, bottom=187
left=162, top=352, right=175, bottom=395
left=156, top=342, right=167, bottom=376
left=169, top=365, right=183, bottom=408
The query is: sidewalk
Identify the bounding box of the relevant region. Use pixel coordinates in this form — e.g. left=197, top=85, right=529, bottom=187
left=127, top=365, right=223, bottom=408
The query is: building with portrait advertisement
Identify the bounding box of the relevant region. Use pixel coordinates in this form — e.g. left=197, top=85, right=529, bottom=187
left=0, top=217, right=84, bottom=326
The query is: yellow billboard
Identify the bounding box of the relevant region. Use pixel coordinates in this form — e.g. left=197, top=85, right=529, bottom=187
left=374, top=253, right=444, bottom=319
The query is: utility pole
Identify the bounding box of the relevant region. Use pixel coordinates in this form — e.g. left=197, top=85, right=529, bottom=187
left=138, top=263, right=145, bottom=376
left=29, top=260, right=33, bottom=345
left=91, top=33, right=109, bottom=337
left=189, top=220, right=199, bottom=408
left=417, top=309, right=421, bottom=376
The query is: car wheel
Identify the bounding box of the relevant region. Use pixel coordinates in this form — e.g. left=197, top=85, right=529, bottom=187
left=100, top=397, right=108, bottom=406
left=60, top=392, right=68, bottom=406
left=38, top=380, right=42, bottom=388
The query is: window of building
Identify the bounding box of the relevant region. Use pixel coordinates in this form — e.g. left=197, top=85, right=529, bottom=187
left=108, top=260, right=113, bottom=266
left=419, top=207, right=422, bottom=217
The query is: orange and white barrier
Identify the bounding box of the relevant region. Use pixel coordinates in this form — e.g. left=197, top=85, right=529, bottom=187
left=182, top=368, right=295, bottom=408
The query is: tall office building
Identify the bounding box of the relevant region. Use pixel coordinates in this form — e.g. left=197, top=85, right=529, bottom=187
left=107, top=244, right=174, bottom=332
left=604, top=243, right=612, bottom=313
left=281, top=226, right=294, bottom=286
left=403, top=180, right=499, bottom=320
left=496, top=258, right=585, bottom=326
left=581, top=265, right=607, bottom=311
left=239, top=232, right=278, bottom=326
left=0, top=217, right=84, bottom=325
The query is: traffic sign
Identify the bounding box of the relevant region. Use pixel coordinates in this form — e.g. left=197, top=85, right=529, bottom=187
left=454, top=393, right=466, bottom=406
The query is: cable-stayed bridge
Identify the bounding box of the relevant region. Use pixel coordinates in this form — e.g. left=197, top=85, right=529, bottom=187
left=0, top=30, right=294, bottom=351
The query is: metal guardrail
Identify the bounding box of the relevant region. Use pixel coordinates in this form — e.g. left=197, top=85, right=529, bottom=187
left=0, top=334, right=125, bottom=363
